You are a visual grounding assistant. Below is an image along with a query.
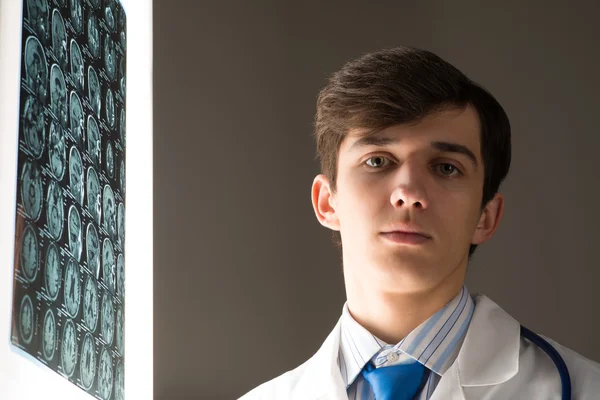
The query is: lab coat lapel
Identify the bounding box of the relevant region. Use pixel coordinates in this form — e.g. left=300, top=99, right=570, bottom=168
left=430, top=294, right=521, bottom=400
left=291, top=317, right=348, bottom=400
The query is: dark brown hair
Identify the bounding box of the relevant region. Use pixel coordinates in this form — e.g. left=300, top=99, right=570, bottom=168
left=314, top=46, right=511, bottom=258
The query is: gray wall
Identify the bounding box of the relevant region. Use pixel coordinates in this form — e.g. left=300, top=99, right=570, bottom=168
left=153, top=1, right=600, bottom=398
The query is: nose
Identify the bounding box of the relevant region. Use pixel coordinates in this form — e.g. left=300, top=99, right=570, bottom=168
left=389, top=160, right=429, bottom=209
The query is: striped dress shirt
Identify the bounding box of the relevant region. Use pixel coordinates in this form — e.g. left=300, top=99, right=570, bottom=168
left=339, top=285, right=475, bottom=400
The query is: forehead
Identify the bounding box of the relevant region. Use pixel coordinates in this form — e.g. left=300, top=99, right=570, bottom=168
left=341, top=105, right=482, bottom=161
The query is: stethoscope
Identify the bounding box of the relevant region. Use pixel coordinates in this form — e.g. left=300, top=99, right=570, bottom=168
left=520, top=325, right=571, bottom=400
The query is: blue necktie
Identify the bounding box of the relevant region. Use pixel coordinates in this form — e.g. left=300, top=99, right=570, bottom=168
left=360, top=358, right=426, bottom=400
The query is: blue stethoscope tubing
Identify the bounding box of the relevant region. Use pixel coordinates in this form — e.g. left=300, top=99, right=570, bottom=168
left=520, top=325, right=572, bottom=400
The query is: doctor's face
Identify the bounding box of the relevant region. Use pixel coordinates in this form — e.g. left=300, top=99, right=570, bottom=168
left=313, top=105, right=503, bottom=295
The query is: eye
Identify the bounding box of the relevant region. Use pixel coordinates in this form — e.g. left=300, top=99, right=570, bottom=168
left=364, top=156, right=391, bottom=169
left=436, top=163, right=462, bottom=177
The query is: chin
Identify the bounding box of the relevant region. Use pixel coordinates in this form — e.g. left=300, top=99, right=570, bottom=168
left=373, top=251, right=439, bottom=279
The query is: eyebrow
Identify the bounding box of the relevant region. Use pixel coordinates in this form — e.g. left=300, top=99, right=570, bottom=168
left=349, top=136, right=479, bottom=169
left=431, top=141, right=478, bottom=169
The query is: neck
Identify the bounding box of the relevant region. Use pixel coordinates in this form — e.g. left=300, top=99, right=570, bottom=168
left=344, top=261, right=467, bottom=344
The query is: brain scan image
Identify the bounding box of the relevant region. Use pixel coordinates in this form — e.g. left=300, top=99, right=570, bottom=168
left=70, top=39, right=84, bottom=93
left=42, top=308, right=56, bottom=361
left=70, top=0, right=83, bottom=34
left=60, top=318, right=78, bottom=377
left=24, top=36, right=48, bottom=101
left=119, top=72, right=125, bottom=99
left=68, top=205, right=82, bottom=261
left=102, top=239, right=115, bottom=292
left=87, top=11, right=100, bottom=58
left=87, top=166, right=101, bottom=225
left=104, top=37, right=116, bottom=81
left=44, top=242, right=62, bottom=301
left=46, top=179, right=64, bottom=240
left=105, top=0, right=116, bottom=30
left=48, top=122, right=66, bottom=180
left=19, top=294, right=35, bottom=345
left=20, top=160, right=43, bottom=221
left=117, top=203, right=124, bottom=249
left=26, top=0, right=49, bottom=43
left=69, top=146, right=84, bottom=206
left=118, top=5, right=126, bottom=39
left=103, top=185, right=116, bottom=239
left=80, top=333, right=97, bottom=390
left=88, top=66, right=101, bottom=119
left=50, top=64, right=68, bottom=129
left=51, top=10, right=67, bottom=72
left=100, top=291, right=114, bottom=345
left=114, top=360, right=124, bottom=400
left=115, top=305, right=124, bottom=355
left=119, top=108, right=125, bottom=145
left=69, top=91, right=84, bottom=146
left=22, top=95, right=46, bottom=159
left=97, top=346, right=113, bottom=400
left=119, top=158, right=125, bottom=194
left=63, top=257, right=81, bottom=318
left=86, top=222, right=100, bottom=278
left=116, top=253, right=124, bottom=298
left=87, top=115, right=101, bottom=167
left=83, top=274, right=99, bottom=331
left=118, top=57, right=125, bottom=95
left=105, top=141, right=114, bottom=178
left=20, top=224, right=40, bottom=283
left=105, top=89, right=115, bottom=130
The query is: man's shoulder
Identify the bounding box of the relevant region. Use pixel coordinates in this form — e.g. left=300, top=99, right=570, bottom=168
left=237, top=358, right=312, bottom=400
left=533, top=335, right=600, bottom=399
left=541, top=336, right=599, bottom=370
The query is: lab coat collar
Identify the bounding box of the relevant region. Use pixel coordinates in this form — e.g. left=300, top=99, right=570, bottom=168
left=291, top=294, right=521, bottom=400
left=456, top=293, right=521, bottom=386
left=430, top=294, right=521, bottom=399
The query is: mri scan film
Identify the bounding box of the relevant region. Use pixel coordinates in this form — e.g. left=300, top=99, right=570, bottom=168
left=11, top=1, right=126, bottom=398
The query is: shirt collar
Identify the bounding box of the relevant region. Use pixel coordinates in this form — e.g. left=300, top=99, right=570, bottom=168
left=339, top=285, right=475, bottom=387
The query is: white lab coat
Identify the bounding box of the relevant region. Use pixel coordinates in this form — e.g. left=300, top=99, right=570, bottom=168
left=240, top=294, right=600, bottom=399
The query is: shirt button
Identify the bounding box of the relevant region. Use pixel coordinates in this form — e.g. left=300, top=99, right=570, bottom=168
left=387, top=352, right=399, bottom=362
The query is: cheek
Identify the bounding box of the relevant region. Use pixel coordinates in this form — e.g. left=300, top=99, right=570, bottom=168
left=336, top=175, right=386, bottom=226
left=437, top=195, right=480, bottom=240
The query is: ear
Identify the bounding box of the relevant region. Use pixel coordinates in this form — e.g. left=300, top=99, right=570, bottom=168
left=471, top=192, right=504, bottom=245
left=311, top=174, right=340, bottom=231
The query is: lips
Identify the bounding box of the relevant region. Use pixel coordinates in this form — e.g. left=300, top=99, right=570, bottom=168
left=385, top=230, right=430, bottom=237
left=381, top=231, right=431, bottom=245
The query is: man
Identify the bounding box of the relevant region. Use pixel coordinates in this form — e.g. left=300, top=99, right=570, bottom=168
left=240, top=47, right=600, bottom=399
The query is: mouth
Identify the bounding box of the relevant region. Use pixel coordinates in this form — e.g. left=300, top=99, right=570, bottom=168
left=380, top=231, right=431, bottom=245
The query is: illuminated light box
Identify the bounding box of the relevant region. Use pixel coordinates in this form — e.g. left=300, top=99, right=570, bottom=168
left=0, top=1, right=152, bottom=399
